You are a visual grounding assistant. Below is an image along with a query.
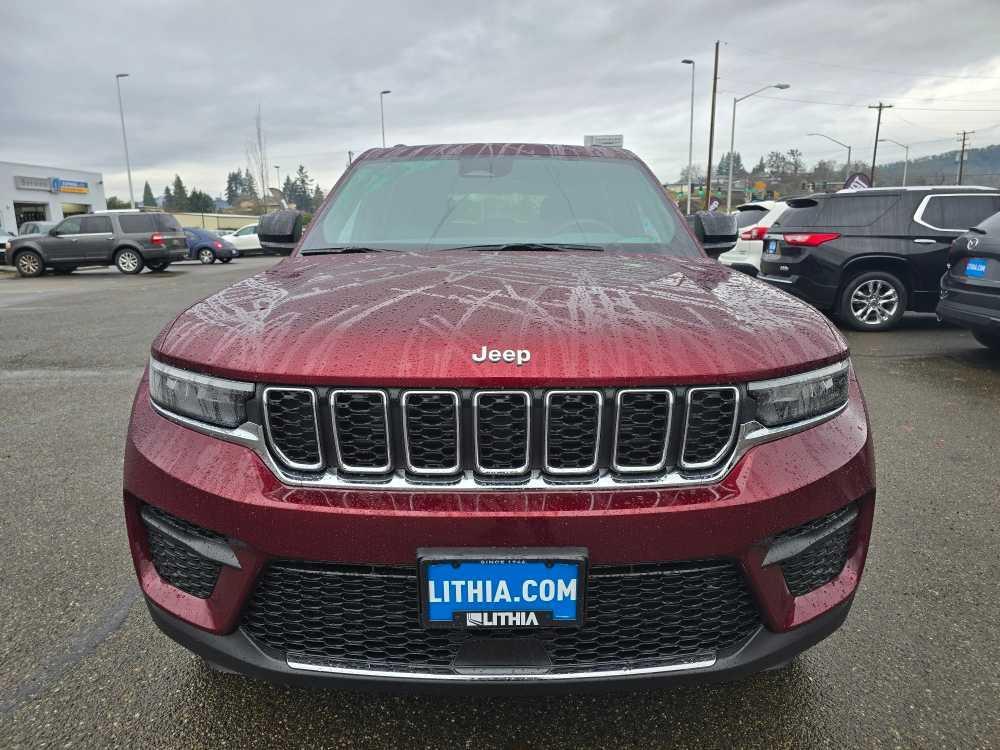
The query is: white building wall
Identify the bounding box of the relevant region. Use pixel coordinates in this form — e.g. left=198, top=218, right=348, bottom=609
left=0, top=161, right=107, bottom=232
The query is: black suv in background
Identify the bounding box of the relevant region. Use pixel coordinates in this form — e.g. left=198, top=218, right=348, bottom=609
left=4, top=211, right=188, bottom=277
left=758, top=187, right=1000, bottom=330
left=937, top=211, right=1000, bottom=351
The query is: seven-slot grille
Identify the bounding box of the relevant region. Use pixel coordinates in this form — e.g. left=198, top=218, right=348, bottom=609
left=261, top=386, right=743, bottom=481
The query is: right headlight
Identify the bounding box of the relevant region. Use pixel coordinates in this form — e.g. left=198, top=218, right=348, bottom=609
left=748, top=359, right=850, bottom=428
left=148, top=356, right=254, bottom=428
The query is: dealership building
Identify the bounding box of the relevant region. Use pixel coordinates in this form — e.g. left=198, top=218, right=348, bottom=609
left=0, top=161, right=108, bottom=234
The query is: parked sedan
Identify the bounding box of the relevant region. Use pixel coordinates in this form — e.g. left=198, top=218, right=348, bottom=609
left=183, top=228, right=239, bottom=264
left=222, top=223, right=262, bottom=253
left=938, top=211, right=1000, bottom=351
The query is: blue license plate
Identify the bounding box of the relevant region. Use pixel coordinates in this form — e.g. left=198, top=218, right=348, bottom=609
left=419, top=549, right=586, bottom=628
left=965, top=258, right=989, bottom=277
left=764, top=239, right=778, bottom=255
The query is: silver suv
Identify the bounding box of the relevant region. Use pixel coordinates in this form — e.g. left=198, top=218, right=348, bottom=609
left=4, top=211, right=188, bottom=277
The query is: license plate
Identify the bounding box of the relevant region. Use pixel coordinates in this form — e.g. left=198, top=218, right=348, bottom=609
left=418, top=548, right=586, bottom=629
left=764, top=239, right=778, bottom=255
left=965, top=258, right=988, bottom=277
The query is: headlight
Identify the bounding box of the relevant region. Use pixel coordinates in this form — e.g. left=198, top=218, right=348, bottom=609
left=149, top=357, right=254, bottom=428
left=749, top=359, right=850, bottom=427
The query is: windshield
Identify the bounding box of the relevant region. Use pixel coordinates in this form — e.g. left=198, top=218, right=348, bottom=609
left=299, top=155, right=700, bottom=256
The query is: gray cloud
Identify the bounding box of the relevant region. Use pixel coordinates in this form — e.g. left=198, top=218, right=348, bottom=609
left=4, top=0, right=1000, bottom=199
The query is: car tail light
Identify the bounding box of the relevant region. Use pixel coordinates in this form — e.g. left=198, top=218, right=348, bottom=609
left=739, top=226, right=768, bottom=241
left=213, top=241, right=223, bottom=249
left=150, top=232, right=165, bottom=246
left=783, top=232, right=841, bottom=247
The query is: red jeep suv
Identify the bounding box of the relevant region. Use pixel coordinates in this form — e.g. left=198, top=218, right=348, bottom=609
left=123, top=143, right=875, bottom=691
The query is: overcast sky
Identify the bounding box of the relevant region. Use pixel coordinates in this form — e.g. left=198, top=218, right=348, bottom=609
left=5, top=0, right=1000, bottom=200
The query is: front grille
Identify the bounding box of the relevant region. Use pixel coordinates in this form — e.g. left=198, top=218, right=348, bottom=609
left=253, top=385, right=743, bottom=484
left=545, top=391, right=601, bottom=473
left=613, top=390, right=672, bottom=472
left=681, top=387, right=739, bottom=468
left=474, top=391, right=530, bottom=474
left=263, top=388, right=322, bottom=470
left=778, top=505, right=857, bottom=596
left=332, top=390, right=391, bottom=473
left=402, top=391, right=460, bottom=474
left=241, top=559, right=761, bottom=673
left=142, top=506, right=223, bottom=599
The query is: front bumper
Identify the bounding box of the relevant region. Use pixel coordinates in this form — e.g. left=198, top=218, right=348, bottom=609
left=124, top=375, right=875, bottom=690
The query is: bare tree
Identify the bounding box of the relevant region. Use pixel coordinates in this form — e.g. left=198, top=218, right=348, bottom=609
left=245, top=105, right=270, bottom=209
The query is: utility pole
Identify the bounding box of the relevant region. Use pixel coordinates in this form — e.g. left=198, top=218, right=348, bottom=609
left=868, top=102, right=893, bottom=185
left=114, top=74, right=136, bottom=209
left=957, top=130, right=974, bottom=185
left=704, top=41, right=720, bottom=210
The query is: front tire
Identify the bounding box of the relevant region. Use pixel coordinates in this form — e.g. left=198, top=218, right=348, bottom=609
left=838, top=271, right=907, bottom=331
left=15, top=250, right=44, bottom=277
left=973, top=330, right=1000, bottom=351
left=115, top=248, right=144, bottom=274
left=198, top=248, right=216, bottom=264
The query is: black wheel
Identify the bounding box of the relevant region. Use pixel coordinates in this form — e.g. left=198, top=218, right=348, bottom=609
left=147, top=261, right=171, bottom=272
left=838, top=271, right=907, bottom=331
left=220, top=257, right=232, bottom=264
left=53, top=266, right=78, bottom=275
left=973, top=330, right=1000, bottom=351
left=114, top=247, right=144, bottom=274
left=198, top=247, right=216, bottom=264
left=14, top=250, right=44, bottom=277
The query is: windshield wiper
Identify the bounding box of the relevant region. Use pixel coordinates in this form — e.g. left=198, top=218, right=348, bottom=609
left=441, top=242, right=604, bottom=252
left=301, top=246, right=399, bottom=255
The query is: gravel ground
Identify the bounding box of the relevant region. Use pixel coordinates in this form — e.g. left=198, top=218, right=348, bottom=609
left=1, top=258, right=998, bottom=749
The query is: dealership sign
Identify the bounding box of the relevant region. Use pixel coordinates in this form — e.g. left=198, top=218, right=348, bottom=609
left=584, top=134, right=624, bottom=148
left=13, top=175, right=89, bottom=194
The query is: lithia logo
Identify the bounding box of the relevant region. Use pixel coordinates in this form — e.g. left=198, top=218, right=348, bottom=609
left=471, top=346, right=531, bottom=366
left=466, top=611, right=539, bottom=627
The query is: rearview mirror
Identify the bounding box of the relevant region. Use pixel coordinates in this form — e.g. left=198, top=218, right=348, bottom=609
left=258, top=210, right=304, bottom=256
left=686, top=212, right=738, bottom=258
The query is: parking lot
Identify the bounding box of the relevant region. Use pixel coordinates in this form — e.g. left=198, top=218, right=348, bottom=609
left=1, top=256, right=998, bottom=749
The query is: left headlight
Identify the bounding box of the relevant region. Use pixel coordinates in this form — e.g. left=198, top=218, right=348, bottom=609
left=748, top=359, right=850, bottom=428
left=148, top=356, right=254, bottom=428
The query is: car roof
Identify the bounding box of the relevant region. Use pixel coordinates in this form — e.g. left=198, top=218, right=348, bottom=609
left=358, top=143, right=639, bottom=162
left=834, top=185, right=997, bottom=195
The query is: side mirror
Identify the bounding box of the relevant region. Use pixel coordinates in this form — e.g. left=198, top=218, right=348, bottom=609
left=258, top=210, right=304, bottom=256
left=49, top=227, right=61, bottom=237
left=686, top=212, right=738, bottom=258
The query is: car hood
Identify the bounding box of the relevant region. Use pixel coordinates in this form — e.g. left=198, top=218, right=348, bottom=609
left=154, top=251, right=847, bottom=385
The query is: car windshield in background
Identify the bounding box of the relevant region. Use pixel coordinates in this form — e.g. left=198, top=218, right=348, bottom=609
left=300, top=156, right=700, bottom=257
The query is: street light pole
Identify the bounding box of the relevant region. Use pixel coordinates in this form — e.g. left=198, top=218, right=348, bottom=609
left=275, top=165, right=281, bottom=193
left=681, top=59, right=695, bottom=213
left=807, top=133, right=852, bottom=180
left=878, top=139, right=910, bottom=186
left=727, top=83, right=790, bottom=211
left=114, top=73, right=135, bottom=209
left=379, top=90, right=391, bottom=148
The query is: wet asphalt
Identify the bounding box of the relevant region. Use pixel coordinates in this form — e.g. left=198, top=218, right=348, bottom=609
left=1, top=257, right=998, bottom=749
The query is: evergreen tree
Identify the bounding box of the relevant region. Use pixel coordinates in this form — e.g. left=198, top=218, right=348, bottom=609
left=243, top=171, right=259, bottom=200
left=171, top=174, right=189, bottom=211
left=106, top=196, right=129, bottom=209
left=224, top=170, right=243, bottom=206
left=282, top=175, right=295, bottom=203
left=312, top=185, right=325, bottom=209
left=188, top=189, right=215, bottom=213
left=162, top=185, right=174, bottom=210
left=717, top=152, right=746, bottom=178
left=142, top=181, right=156, bottom=207
left=291, top=164, right=312, bottom=210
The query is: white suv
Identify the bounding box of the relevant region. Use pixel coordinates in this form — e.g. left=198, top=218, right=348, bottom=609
left=718, top=201, right=787, bottom=276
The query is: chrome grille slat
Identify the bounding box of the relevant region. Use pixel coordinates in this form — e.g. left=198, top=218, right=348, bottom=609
left=474, top=391, right=531, bottom=475
left=544, top=390, right=603, bottom=475
left=613, top=389, right=673, bottom=473
left=680, top=387, right=739, bottom=470
left=401, top=390, right=461, bottom=475
left=262, top=387, right=323, bottom=471
left=330, top=390, right=391, bottom=474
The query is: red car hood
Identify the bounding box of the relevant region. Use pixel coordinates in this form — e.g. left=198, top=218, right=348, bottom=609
left=154, top=251, right=847, bottom=386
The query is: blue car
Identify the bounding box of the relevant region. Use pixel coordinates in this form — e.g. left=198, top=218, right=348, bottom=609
left=182, top=227, right=239, bottom=264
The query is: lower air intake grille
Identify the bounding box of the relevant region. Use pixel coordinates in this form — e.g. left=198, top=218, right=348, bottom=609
left=241, top=559, right=761, bottom=673
left=545, top=391, right=601, bottom=473
left=264, top=388, right=322, bottom=470
left=403, top=392, right=460, bottom=474
left=778, top=505, right=857, bottom=596
left=143, top=506, right=223, bottom=599
left=681, top=387, right=738, bottom=468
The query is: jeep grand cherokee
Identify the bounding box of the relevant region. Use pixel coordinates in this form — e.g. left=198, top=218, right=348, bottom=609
left=123, top=143, right=875, bottom=691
